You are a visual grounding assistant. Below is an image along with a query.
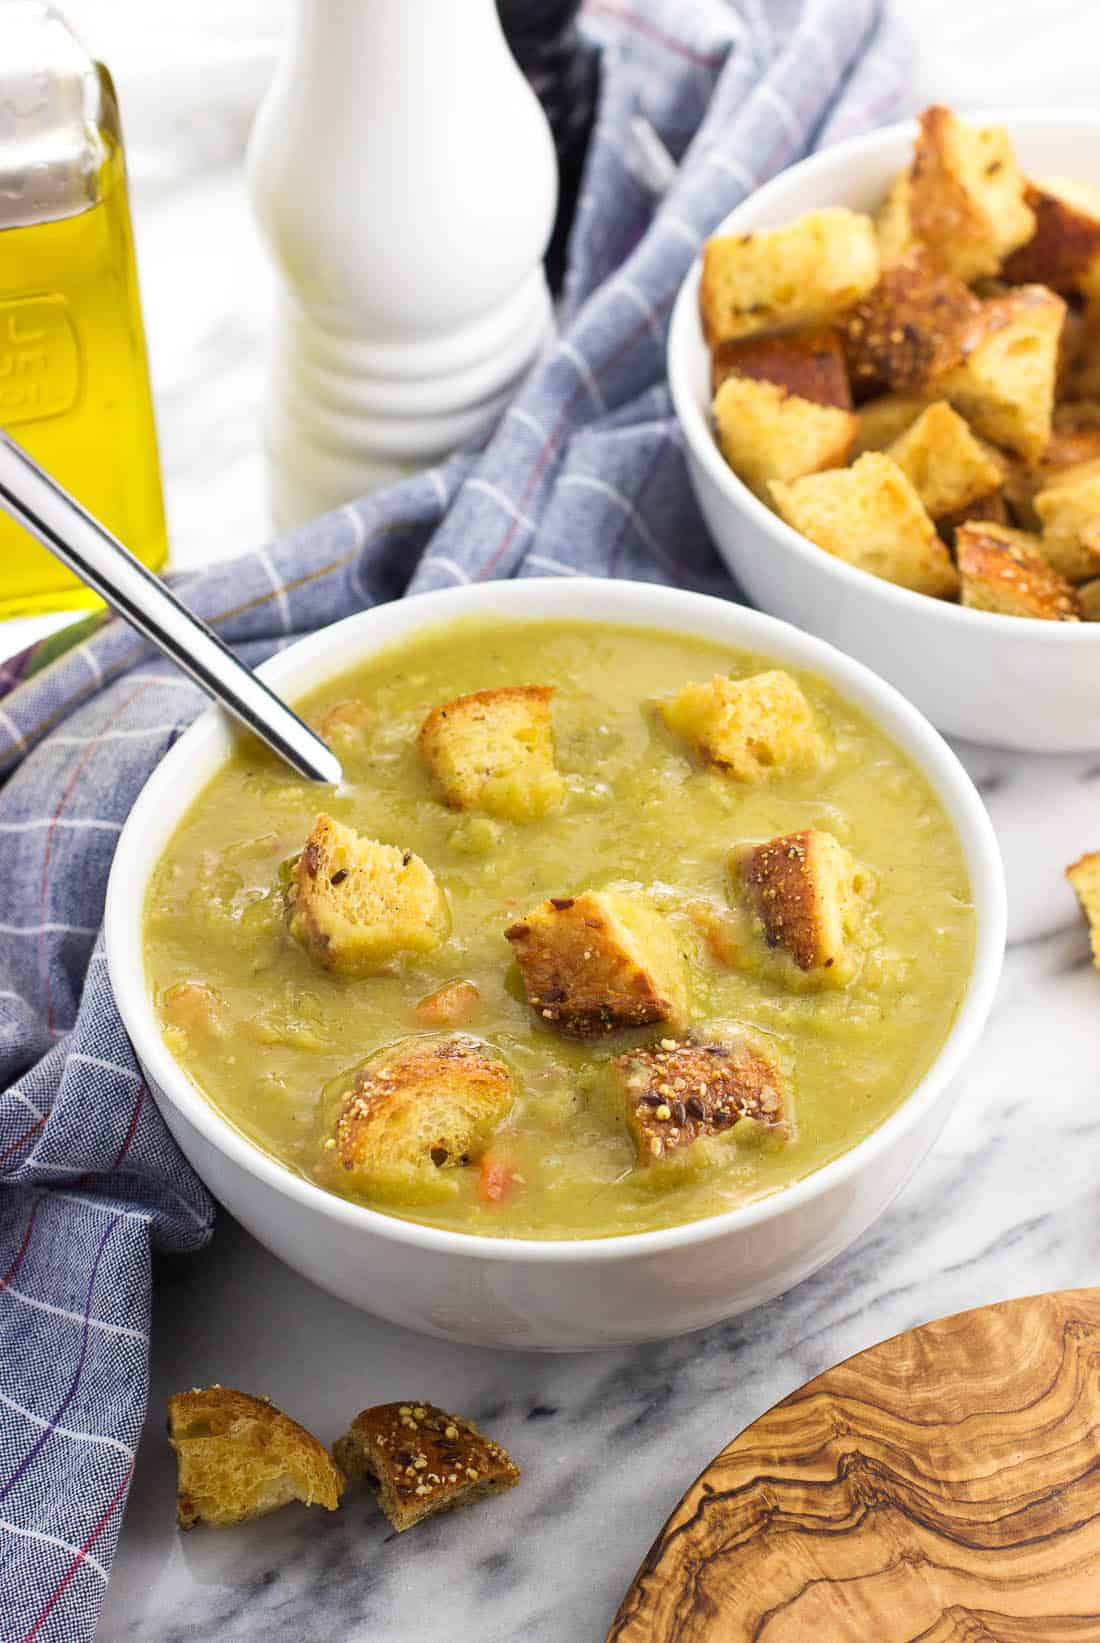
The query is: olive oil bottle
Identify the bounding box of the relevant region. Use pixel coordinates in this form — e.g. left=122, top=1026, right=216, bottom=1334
left=0, top=4, right=167, bottom=617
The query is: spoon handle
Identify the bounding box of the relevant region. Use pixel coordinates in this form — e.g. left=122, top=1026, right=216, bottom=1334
left=0, top=430, right=342, bottom=786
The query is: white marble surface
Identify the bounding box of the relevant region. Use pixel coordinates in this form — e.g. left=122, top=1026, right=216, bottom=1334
left=5, top=3, right=1097, bottom=1639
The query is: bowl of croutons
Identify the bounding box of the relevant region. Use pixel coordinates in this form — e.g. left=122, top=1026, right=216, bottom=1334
left=669, top=107, right=1100, bottom=751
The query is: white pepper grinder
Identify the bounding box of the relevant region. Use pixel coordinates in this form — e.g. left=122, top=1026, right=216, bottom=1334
left=248, top=0, right=559, bottom=527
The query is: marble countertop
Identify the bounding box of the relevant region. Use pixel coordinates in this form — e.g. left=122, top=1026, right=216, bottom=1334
left=4, top=3, right=1097, bottom=1639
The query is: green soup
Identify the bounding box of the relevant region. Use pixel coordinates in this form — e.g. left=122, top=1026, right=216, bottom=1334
left=143, top=619, right=974, bottom=1240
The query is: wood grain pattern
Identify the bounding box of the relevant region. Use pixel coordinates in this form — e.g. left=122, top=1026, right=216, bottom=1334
left=609, top=1290, right=1100, bottom=1642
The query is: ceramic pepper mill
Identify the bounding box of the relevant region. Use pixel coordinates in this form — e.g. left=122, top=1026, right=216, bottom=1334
left=248, top=0, right=559, bottom=527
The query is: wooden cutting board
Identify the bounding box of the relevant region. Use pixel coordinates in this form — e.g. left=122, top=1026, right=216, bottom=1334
left=609, top=1289, right=1100, bottom=1642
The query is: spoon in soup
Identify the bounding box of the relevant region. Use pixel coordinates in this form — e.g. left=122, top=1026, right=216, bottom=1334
left=0, top=429, right=342, bottom=785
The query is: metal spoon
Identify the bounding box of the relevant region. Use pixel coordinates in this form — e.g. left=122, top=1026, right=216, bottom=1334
left=0, top=429, right=342, bottom=785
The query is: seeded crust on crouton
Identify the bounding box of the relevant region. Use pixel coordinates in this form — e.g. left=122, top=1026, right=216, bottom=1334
left=771, top=454, right=959, bottom=599
left=733, top=829, right=869, bottom=979
left=884, top=400, right=1004, bottom=519
left=843, top=248, right=981, bottom=399
left=288, top=814, right=447, bottom=975
left=712, top=375, right=858, bottom=498
left=699, top=208, right=879, bottom=346
left=1034, top=459, right=1100, bottom=582
left=167, top=1388, right=343, bottom=1529
left=852, top=393, right=934, bottom=456
left=326, top=1035, right=513, bottom=1201
left=955, top=522, right=1081, bottom=621
left=1002, top=177, right=1100, bottom=293
left=505, top=890, right=687, bottom=1038
left=659, top=670, right=826, bottom=783
left=710, top=326, right=852, bottom=407
left=1066, top=851, right=1100, bottom=966
left=935, top=286, right=1066, bottom=462
left=417, top=685, right=563, bottom=822
left=334, top=1403, right=519, bottom=1533
left=906, top=106, right=1034, bottom=282
left=613, top=1035, right=787, bottom=1166
left=936, top=486, right=1009, bottom=548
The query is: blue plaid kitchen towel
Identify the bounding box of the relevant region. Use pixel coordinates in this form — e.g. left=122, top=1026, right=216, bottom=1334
left=0, top=2, right=904, bottom=1635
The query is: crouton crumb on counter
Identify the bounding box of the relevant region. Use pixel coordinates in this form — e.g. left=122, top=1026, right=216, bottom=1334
left=1067, top=852, right=1100, bottom=967
left=701, top=102, right=1100, bottom=618
left=334, top=1403, right=519, bottom=1532
left=166, top=1388, right=343, bottom=1529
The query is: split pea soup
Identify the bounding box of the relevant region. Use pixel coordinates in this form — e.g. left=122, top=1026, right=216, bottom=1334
left=143, top=618, right=975, bottom=1240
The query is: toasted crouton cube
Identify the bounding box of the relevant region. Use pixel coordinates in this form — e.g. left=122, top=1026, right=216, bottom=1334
left=711, top=326, right=852, bottom=407
left=1066, top=851, right=1100, bottom=966
left=843, top=249, right=981, bottom=399
left=733, top=829, right=869, bottom=980
left=1002, top=177, right=1100, bottom=293
left=288, top=814, right=447, bottom=974
left=906, top=106, right=1035, bottom=282
left=1035, top=460, right=1100, bottom=581
left=328, top=1035, right=513, bottom=1201
left=852, top=393, right=934, bottom=457
left=712, top=375, right=858, bottom=497
left=613, top=1035, right=787, bottom=1166
left=884, top=401, right=1004, bottom=519
left=699, top=208, right=879, bottom=346
left=770, top=454, right=959, bottom=598
left=936, top=486, right=1009, bottom=548
left=658, top=670, right=826, bottom=783
left=417, top=685, right=563, bottom=821
left=334, top=1403, right=519, bottom=1532
left=504, top=891, right=687, bottom=1038
left=167, top=1388, right=343, bottom=1529
left=936, top=287, right=1066, bottom=462
left=414, top=979, right=481, bottom=1028
left=956, top=522, right=1081, bottom=620
left=875, top=172, right=915, bottom=264
left=1078, top=578, right=1100, bottom=620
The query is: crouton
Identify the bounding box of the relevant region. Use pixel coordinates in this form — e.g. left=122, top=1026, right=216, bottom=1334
left=712, top=375, right=858, bottom=498
left=906, top=106, right=1035, bottom=282
left=327, top=1035, right=513, bottom=1201
left=956, top=522, right=1081, bottom=620
left=770, top=454, right=959, bottom=598
left=612, top=1035, right=787, bottom=1166
left=843, top=248, right=981, bottom=398
left=1066, top=851, right=1100, bottom=966
left=414, top=979, right=481, bottom=1028
left=334, top=1403, right=519, bottom=1533
left=417, top=685, right=563, bottom=822
left=936, top=486, right=1009, bottom=548
left=710, top=326, right=852, bottom=406
left=658, top=670, right=826, bottom=782
left=884, top=400, right=1004, bottom=518
left=936, top=286, right=1066, bottom=462
left=732, top=829, right=869, bottom=979
left=167, top=1388, right=343, bottom=1529
left=1002, top=177, right=1100, bottom=293
left=1078, top=578, right=1100, bottom=620
left=699, top=208, right=879, bottom=346
left=288, top=814, right=447, bottom=974
left=1035, top=459, right=1100, bottom=581
left=875, top=172, right=915, bottom=264
left=504, top=890, right=687, bottom=1038
left=852, top=393, right=933, bottom=457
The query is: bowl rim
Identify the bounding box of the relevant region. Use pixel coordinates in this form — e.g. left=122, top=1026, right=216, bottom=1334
left=668, top=106, right=1100, bottom=641
left=104, top=577, right=1006, bottom=1266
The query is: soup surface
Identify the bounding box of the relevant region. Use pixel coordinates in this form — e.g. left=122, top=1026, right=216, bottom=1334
left=144, top=618, right=974, bottom=1239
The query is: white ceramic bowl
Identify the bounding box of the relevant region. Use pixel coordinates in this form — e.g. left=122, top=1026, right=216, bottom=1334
left=669, top=110, right=1100, bottom=753
left=104, top=579, right=1005, bottom=1350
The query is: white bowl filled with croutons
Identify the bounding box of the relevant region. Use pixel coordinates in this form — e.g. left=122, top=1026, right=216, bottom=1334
left=668, top=108, right=1100, bottom=751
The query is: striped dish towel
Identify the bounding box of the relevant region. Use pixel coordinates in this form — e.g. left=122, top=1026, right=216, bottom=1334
left=0, top=2, right=905, bottom=1636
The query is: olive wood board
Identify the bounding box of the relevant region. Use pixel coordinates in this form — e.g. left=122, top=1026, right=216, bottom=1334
left=608, top=1289, right=1100, bottom=1642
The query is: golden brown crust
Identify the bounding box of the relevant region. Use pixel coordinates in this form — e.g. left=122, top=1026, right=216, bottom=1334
left=711, top=326, right=852, bottom=408
left=1002, top=179, right=1100, bottom=291
left=956, top=522, right=1081, bottom=620
left=504, top=891, right=686, bottom=1038
left=735, top=829, right=865, bottom=973
left=883, top=400, right=1004, bottom=520
left=907, top=106, right=1034, bottom=282
left=842, top=247, right=981, bottom=398
left=167, top=1387, right=344, bottom=1529
left=934, top=285, right=1066, bottom=462
left=416, top=685, right=563, bottom=821
left=334, top=1402, right=519, bottom=1532
left=613, top=1036, right=787, bottom=1165
left=936, top=487, right=1008, bottom=548
left=1066, top=851, right=1100, bottom=966
left=712, top=375, right=859, bottom=498
left=658, top=671, right=826, bottom=783
left=699, top=209, right=879, bottom=346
